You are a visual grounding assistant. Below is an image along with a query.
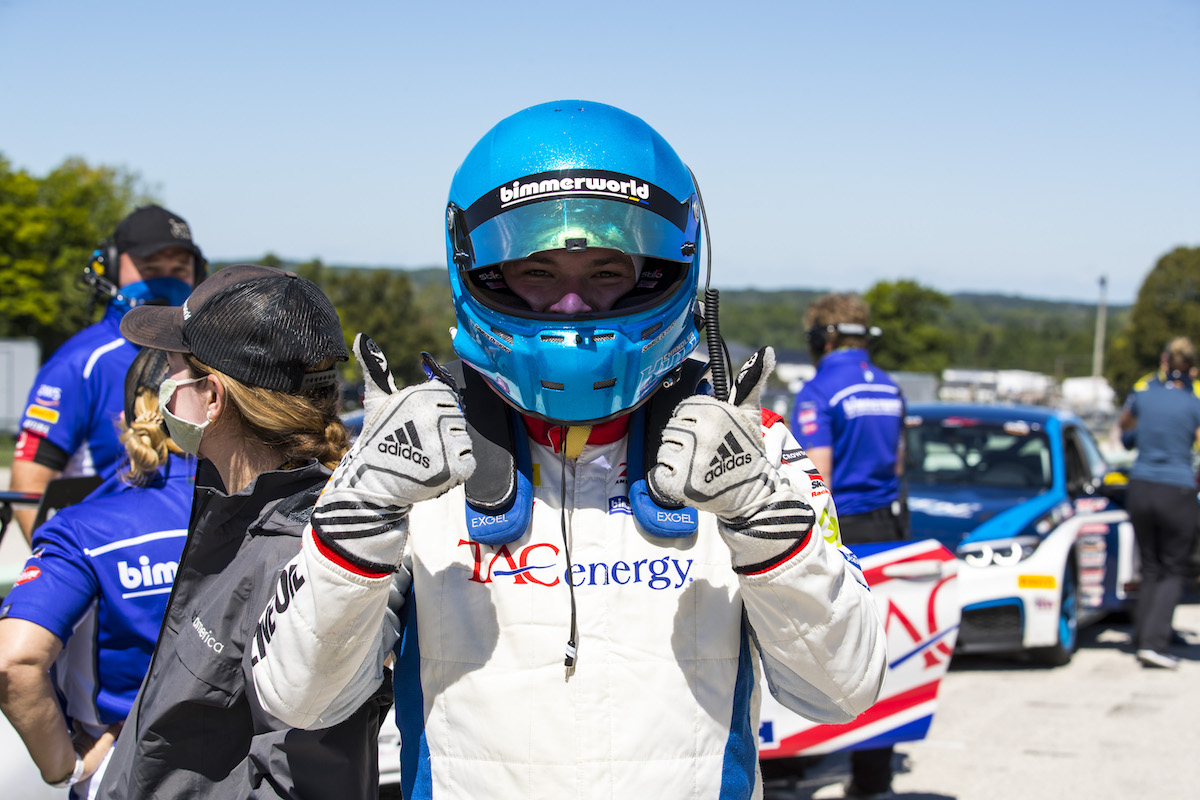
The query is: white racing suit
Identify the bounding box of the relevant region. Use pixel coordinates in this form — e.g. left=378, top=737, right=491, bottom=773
left=252, top=411, right=886, bottom=799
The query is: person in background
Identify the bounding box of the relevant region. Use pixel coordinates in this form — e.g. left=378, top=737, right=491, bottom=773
left=10, top=205, right=204, bottom=542
left=96, top=264, right=391, bottom=800
left=789, top=292, right=906, bottom=800
left=0, top=347, right=194, bottom=797
left=1118, top=336, right=1200, bottom=670
left=250, top=100, right=887, bottom=799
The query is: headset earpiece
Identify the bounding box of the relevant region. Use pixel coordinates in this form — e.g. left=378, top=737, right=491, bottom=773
left=806, top=324, right=829, bottom=354
left=90, top=238, right=118, bottom=278
left=82, top=237, right=124, bottom=307
left=806, top=322, right=881, bottom=361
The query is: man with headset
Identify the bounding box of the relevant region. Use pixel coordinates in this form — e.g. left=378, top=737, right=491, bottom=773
left=789, top=292, right=906, bottom=800
left=9, top=204, right=203, bottom=542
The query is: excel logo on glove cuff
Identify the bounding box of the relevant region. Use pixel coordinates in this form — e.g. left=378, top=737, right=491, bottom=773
left=379, top=420, right=431, bottom=468
left=705, top=431, right=753, bottom=483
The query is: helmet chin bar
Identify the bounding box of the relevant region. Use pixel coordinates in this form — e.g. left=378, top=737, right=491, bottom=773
left=449, top=285, right=703, bottom=425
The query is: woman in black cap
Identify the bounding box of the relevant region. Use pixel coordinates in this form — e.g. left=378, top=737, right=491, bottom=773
left=96, top=265, right=392, bottom=800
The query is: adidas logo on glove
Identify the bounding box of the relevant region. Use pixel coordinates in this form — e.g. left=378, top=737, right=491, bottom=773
left=379, top=420, right=431, bottom=468
left=705, top=433, right=752, bottom=483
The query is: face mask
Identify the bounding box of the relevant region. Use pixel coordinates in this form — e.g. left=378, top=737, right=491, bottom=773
left=159, top=376, right=211, bottom=455
left=113, top=278, right=194, bottom=316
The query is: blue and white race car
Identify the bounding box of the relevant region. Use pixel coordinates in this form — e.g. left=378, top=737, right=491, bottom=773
left=904, top=403, right=1136, bottom=665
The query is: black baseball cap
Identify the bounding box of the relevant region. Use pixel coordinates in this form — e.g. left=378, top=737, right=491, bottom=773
left=120, top=264, right=348, bottom=393
left=114, top=205, right=203, bottom=260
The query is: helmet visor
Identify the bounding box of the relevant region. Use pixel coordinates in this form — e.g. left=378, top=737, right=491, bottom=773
left=455, top=171, right=699, bottom=270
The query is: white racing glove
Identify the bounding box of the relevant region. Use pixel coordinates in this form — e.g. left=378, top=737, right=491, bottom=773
left=649, top=347, right=815, bottom=572
left=311, top=334, right=476, bottom=574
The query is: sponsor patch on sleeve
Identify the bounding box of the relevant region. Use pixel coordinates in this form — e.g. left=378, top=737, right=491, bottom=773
left=14, top=565, right=41, bottom=587
left=25, top=404, right=59, bottom=424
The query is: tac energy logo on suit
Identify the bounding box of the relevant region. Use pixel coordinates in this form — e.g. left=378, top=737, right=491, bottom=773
left=458, top=540, right=694, bottom=591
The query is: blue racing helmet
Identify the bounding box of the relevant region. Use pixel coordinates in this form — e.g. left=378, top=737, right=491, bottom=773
left=446, top=100, right=703, bottom=424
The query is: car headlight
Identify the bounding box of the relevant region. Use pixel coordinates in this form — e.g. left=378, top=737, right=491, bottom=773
left=958, top=536, right=1040, bottom=568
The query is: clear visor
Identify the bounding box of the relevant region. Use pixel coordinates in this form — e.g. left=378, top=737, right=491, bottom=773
left=462, top=196, right=698, bottom=271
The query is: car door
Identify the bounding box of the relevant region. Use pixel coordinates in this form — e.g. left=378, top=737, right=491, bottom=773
left=1062, top=423, right=1135, bottom=613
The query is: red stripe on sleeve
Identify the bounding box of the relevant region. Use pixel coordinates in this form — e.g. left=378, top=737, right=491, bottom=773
left=311, top=529, right=392, bottom=579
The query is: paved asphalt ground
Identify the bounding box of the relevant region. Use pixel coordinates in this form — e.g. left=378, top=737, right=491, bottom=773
left=764, top=599, right=1200, bottom=800
left=3, top=466, right=1199, bottom=798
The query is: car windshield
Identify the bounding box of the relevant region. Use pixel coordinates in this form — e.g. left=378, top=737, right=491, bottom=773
left=905, top=415, right=1053, bottom=490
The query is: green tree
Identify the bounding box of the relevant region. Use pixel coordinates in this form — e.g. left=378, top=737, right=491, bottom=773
left=940, top=292, right=1122, bottom=376
left=1107, top=246, right=1200, bottom=399
left=0, top=154, right=148, bottom=355
left=864, top=280, right=954, bottom=372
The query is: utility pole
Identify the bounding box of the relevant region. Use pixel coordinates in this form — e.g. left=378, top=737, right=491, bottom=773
left=1092, top=275, right=1107, bottom=378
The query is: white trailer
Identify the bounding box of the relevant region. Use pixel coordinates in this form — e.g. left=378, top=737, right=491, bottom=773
left=0, top=339, right=40, bottom=435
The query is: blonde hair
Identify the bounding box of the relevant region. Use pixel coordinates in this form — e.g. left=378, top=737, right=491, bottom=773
left=119, top=387, right=185, bottom=486
left=1164, top=337, right=1196, bottom=374
left=184, top=354, right=350, bottom=469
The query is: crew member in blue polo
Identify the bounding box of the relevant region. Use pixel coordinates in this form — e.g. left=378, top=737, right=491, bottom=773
left=789, top=291, right=906, bottom=800
left=10, top=205, right=203, bottom=542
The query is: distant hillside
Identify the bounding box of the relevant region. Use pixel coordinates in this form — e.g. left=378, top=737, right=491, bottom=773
left=713, top=288, right=1128, bottom=377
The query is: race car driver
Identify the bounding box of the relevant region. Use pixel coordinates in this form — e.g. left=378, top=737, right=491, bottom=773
left=250, top=100, right=887, bottom=798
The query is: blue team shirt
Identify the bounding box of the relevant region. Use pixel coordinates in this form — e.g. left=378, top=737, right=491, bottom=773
left=790, top=348, right=904, bottom=516
left=1125, top=373, right=1200, bottom=489
left=19, top=305, right=138, bottom=479
left=0, top=454, right=194, bottom=729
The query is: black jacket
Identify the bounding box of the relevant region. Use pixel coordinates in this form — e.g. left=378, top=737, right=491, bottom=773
left=98, top=460, right=391, bottom=799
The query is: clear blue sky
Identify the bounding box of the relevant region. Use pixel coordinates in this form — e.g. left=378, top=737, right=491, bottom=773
left=2, top=0, right=1196, bottom=305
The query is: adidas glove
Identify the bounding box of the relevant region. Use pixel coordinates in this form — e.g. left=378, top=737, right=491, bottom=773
left=649, top=347, right=815, bottom=572
left=311, top=335, right=476, bottom=574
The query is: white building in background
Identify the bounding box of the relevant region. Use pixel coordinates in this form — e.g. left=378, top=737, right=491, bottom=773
left=938, top=368, right=1056, bottom=405
left=939, top=369, right=999, bottom=403
left=1, top=338, right=40, bottom=435
left=995, top=370, right=1056, bottom=404
left=1060, top=375, right=1117, bottom=417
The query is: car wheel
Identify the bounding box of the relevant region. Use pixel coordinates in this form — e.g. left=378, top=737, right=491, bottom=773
left=1031, top=558, right=1078, bottom=666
